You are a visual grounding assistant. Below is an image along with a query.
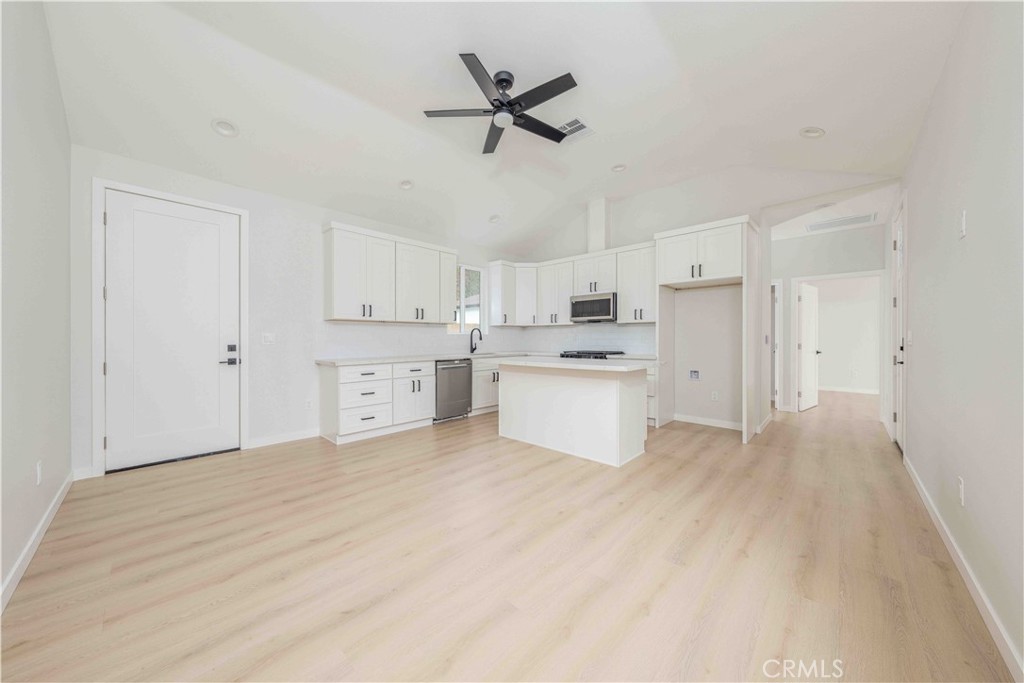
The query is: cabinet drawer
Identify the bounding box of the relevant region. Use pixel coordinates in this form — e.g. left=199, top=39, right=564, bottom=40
left=393, top=361, right=435, bottom=378
left=471, top=359, right=500, bottom=373
left=338, top=364, right=393, bottom=383
left=338, top=404, right=393, bottom=435
left=339, top=379, right=392, bottom=408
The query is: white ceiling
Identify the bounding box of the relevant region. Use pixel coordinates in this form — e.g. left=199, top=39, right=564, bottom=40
left=44, top=2, right=965, bottom=256
left=768, top=181, right=900, bottom=241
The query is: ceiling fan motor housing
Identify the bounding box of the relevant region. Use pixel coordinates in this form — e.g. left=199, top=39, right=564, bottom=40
left=493, top=70, right=515, bottom=93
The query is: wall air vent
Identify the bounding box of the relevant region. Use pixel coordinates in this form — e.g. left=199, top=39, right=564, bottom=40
left=806, top=212, right=878, bottom=233
left=557, top=117, right=594, bottom=143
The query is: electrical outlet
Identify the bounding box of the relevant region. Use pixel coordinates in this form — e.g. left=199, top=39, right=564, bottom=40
left=711, top=391, right=719, bottom=402
left=958, top=476, right=965, bottom=506
left=959, top=209, right=967, bottom=239
left=36, top=461, right=42, bottom=486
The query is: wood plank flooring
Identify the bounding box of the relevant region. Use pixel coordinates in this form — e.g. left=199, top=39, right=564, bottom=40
left=1, top=392, right=1011, bottom=681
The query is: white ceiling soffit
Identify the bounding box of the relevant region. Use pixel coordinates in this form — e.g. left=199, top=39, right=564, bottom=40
left=43, top=2, right=965, bottom=255
left=768, top=182, right=900, bottom=241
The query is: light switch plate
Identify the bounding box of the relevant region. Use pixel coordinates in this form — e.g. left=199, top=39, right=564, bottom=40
left=262, top=332, right=276, bottom=345
left=689, top=370, right=700, bottom=381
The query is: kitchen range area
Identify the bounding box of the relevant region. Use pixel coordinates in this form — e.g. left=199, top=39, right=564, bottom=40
left=317, top=213, right=763, bottom=465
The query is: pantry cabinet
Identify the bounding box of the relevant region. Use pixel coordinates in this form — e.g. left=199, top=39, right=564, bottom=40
left=537, top=261, right=574, bottom=325
left=617, top=246, right=656, bottom=323
left=396, top=243, right=440, bottom=323
left=489, top=262, right=517, bottom=326
left=324, top=228, right=396, bottom=321
left=573, top=253, right=617, bottom=294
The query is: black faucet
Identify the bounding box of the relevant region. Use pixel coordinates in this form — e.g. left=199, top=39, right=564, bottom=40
left=470, top=327, right=483, bottom=354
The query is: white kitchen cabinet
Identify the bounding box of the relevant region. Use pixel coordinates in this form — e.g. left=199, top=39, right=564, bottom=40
left=396, top=243, right=441, bottom=323
left=656, top=223, right=741, bottom=286
left=617, top=246, right=656, bottom=323
left=324, top=228, right=396, bottom=321
left=488, top=262, right=516, bottom=326
left=515, top=267, right=538, bottom=326
left=393, top=375, right=436, bottom=424
left=537, top=261, right=574, bottom=325
left=696, top=224, right=742, bottom=280
left=656, top=232, right=699, bottom=286
left=439, top=251, right=458, bottom=326
left=574, top=253, right=617, bottom=294
left=472, top=369, right=500, bottom=409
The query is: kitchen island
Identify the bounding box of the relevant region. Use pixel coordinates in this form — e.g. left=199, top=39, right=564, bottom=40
left=498, top=357, right=648, bottom=467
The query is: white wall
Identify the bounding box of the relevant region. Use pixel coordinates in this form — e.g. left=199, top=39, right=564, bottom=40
left=900, top=3, right=1023, bottom=676
left=806, top=276, right=880, bottom=394
left=68, top=146, right=651, bottom=472
left=1, top=3, right=73, bottom=606
left=771, top=226, right=885, bottom=408
left=673, top=285, right=742, bottom=427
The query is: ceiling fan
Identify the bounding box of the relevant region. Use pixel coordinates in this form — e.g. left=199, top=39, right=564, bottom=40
left=424, top=53, right=577, bottom=154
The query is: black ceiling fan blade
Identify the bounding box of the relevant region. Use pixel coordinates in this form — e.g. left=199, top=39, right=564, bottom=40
left=460, top=53, right=503, bottom=104
left=508, top=73, right=577, bottom=112
left=483, top=121, right=504, bottom=154
left=513, top=114, right=566, bottom=144
left=424, top=108, right=493, bottom=118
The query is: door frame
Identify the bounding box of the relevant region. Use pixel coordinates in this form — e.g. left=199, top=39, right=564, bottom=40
left=890, top=190, right=908, bottom=448
left=788, top=269, right=886, bottom=413
left=771, top=279, right=783, bottom=409
left=90, top=179, right=250, bottom=478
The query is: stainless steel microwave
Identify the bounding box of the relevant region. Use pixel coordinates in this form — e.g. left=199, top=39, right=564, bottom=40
left=570, top=292, right=617, bottom=323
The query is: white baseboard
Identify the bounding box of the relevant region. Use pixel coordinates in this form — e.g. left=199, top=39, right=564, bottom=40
left=245, top=428, right=320, bottom=450
left=818, top=386, right=880, bottom=395
left=673, top=414, right=742, bottom=431
left=904, top=457, right=1023, bottom=682
left=2, top=472, right=73, bottom=612
left=758, top=413, right=772, bottom=433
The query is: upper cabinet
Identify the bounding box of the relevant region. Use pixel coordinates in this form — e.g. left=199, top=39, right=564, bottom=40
left=515, top=267, right=538, bottom=326
left=656, top=222, right=742, bottom=287
left=573, top=253, right=617, bottom=294
left=489, top=262, right=517, bottom=326
left=396, top=243, right=441, bottom=323
left=323, top=223, right=454, bottom=323
left=538, top=262, right=574, bottom=325
left=617, top=246, right=656, bottom=323
left=324, top=228, right=396, bottom=321
left=439, top=252, right=458, bottom=326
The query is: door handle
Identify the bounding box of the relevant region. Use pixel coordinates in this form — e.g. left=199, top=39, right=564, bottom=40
left=218, top=358, right=239, bottom=365
left=698, top=264, right=702, bottom=277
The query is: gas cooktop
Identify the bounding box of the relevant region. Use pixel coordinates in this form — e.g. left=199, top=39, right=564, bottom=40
left=559, top=350, right=626, bottom=360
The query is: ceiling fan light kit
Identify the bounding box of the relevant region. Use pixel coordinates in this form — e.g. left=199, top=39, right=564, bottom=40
left=424, top=53, right=577, bottom=154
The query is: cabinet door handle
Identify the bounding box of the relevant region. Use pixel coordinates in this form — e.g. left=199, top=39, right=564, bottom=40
left=698, top=264, right=702, bottom=277
left=411, top=380, right=416, bottom=392
left=369, top=304, right=373, bottom=317
left=634, top=308, right=638, bottom=320
left=532, top=315, right=536, bottom=324
left=362, top=304, right=366, bottom=317
left=454, top=310, right=457, bottom=322
left=410, top=368, right=422, bottom=372
left=555, top=314, right=558, bottom=323
left=417, top=379, right=421, bottom=392
left=360, top=416, right=375, bottom=421
left=360, top=372, right=375, bottom=376
left=640, top=308, right=644, bottom=320
left=360, top=391, right=375, bottom=396
left=503, top=313, right=507, bottom=323
left=691, top=265, right=694, bottom=278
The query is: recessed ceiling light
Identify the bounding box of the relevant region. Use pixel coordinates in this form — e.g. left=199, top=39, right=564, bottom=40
left=489, top=214, right=501, bottom=224
left=799, top=126, right=826, bottom=139
left=399, top=180, right=414, bottom=190
left=611, top=164, right=627, bottom=172
left=211, top=119, right=239, bottom=138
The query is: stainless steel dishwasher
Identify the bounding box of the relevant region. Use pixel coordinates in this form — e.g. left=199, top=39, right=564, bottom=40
left=435, top=359, right=472, bottom=421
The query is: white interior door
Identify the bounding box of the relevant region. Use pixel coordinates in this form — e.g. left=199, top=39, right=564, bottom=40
left=798, top=283, right=820, bottom=411
left=892, top=206, right=906, bottom=448
left=105, top=190, right=240, bottom=470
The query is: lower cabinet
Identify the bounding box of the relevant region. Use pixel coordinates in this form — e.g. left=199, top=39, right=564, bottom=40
left=472, top=369, right=500, bottom=410
left=393, top=375, right=436, bottom=424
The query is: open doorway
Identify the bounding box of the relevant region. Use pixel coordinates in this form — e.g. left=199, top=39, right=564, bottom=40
left=794, top=273, right=884, bottom=412
left=771, top=280, right=782, bottom=409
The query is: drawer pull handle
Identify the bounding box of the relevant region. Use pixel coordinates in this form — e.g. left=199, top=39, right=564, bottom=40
left=360, top=416, right=375, bottom=421
left=410, top=368, right=422, bottom=372
left=360, top=372, right=375, bottom=376
left=360, top=391, right=375, bottom=396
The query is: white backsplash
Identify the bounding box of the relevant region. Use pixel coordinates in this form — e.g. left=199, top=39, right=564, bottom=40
left=316, top=321, right=656, bottom=359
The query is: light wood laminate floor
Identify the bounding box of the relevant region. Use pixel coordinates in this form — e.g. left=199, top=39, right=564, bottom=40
left=1, top=392, right=1011, bottom=681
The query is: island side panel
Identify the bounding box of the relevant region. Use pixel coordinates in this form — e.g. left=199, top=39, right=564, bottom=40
left=617, top=371, right=648, bottom=466
left=498, top=365, right=642, bottom=467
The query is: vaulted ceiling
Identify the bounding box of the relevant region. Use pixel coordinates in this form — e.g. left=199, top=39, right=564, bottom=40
left=44, top=2, right=966, bottom=257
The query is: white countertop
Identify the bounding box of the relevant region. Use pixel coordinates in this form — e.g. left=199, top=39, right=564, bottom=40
left=315, top=352, right=657, bottom=367
left=497, top=357, right=648, bottom=373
